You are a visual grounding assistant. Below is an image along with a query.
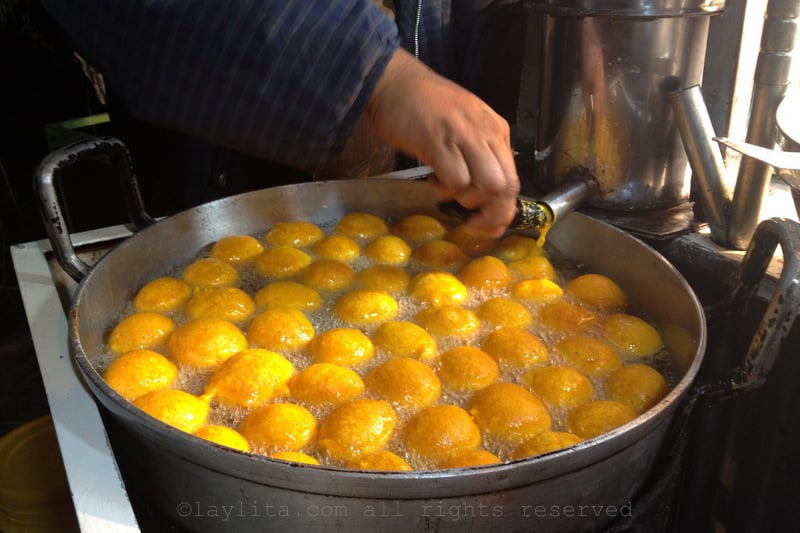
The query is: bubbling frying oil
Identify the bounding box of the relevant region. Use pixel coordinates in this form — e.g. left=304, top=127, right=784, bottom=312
left=100, top=213, right=681, bottom=471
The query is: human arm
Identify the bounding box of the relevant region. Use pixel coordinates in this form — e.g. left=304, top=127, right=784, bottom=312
left=44, top=0, right=399, bottom=170
left=45, top=1, right=520, bottom=235
left=366, top=47, right=519, bottom=237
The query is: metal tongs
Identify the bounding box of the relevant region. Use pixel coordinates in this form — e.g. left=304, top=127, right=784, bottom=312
left=438, top=168, right=599, bottom=238
left=714, top=137, right=800, bottom=171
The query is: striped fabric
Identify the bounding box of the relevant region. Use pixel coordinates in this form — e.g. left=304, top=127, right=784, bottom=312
left=44, top=0, right=405, bottom=170
left=43, top=1, right=512, bottom=172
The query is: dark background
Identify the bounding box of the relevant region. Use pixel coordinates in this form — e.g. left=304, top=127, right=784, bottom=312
left=0, top=1, right=120, bottom=437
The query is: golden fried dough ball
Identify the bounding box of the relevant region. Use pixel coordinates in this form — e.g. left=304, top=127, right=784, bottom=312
left=210, top=234, right=265, bottom=264
left=606, top=363, right=669, bottom=413
left=444, top=224, right=496, bottom=257
left=254, top=246, right=312, bottom=279
left=194, top=425, right=250, bottom=452
left=317, top=399, right=398, bottom=462
left=553, top=335, right=623, bottom=377
left=184, top=287, right=256, bottom=324
left=363, top=235, right=411, bottom=266
left=247, top=308, right=314, bottom=353
left=132, top=277, right=192, bottom=313
left=346, top=449, right=413, bottom=471
left=538, top=301, right=599, bottom=333
left=103, top=349, right=178, bottom=401
left=333, top=290, right=398, bottom=327
left=408, top=271, right=468, bottom=308
left=166, top=317, right=248, bottom=369
left=507, top=256, right=557, bottom=280
left=393, top=214, right=447, bottom=244
left=335, top=212, right=388, bottom=241
left=239, top=403, right=318, bottom=453
left=411, top=240, right=469, bottom=271
left=301, top=259, right=355, bottom=292
left=438, top=346, right=499, bottom=393
left=265, top=221, right=324, bottom=248
left=269, top=451, right=320, bottom=465
left=181, top=257, right=239, bottom=288
left=108, top=312, right=177, bottom=354
left=308, top=328, right=375, bottom=367
left=480, top=327, right=549, bottom=369
left=510, top=431, right=582, bottom=460
left=457, top=256, right=512, bottom=291
left=204, top=349, right=295, bottom=409
left=468, top=383, right=552, bottom=446
left=254, top=281, right=322, bottom=312
left=438, top=449, right=502, bottom=469
left=288, top=363, right=366, bottom=406
left=402, top=405, right=481, bottom=463
left=312, top=234, right=361, bottom=263
left=414, top=305, right=480, bottom=341
left=475, top=297, right=533, bottom=329
left=492, top=234, right=545, bottom=262
left=133, top=389, right=210, bottom=434
left=372, top=321, right=438, bottom=362
left=354, top=265, right=410, bottom=294
left=511, top=278, right=564, bottom=304
left=602, top=313, right=663, bottom=357
left=566, top=273, right=628, bottom=312
left=521, top=366, right=594, bottom=412
left=566, top=400, right=639, bottom=439
left=660, top=323, right=698, bottom=369
left=365, top=358, right=441, bottom=409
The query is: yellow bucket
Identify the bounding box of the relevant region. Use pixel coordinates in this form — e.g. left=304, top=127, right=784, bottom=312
left=0, top=416, right=79, bottom=533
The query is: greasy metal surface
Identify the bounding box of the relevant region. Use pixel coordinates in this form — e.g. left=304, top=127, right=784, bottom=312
left=672, top=82, right=800, bottom=249
left=64, top=179, right=706, bottom=532
left=529, top=5, right=717, bottom=211
left=581, top=202, right=699, bottom=241
left=697, top=217, right=800, bottom=402
left=671, top=86, right=732, bottom=244
left=726, top=0, right=799, bottom=249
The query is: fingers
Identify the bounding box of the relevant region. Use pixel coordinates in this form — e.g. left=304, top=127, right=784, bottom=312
left=365, top=49, right=520, bottom=235
left=428, top=119, right=519, bottom=237
left=428, top=146, right=518, bottom=237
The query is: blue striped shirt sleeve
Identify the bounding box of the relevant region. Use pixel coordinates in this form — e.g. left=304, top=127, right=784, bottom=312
left=44, top=0, right=401, bottom=170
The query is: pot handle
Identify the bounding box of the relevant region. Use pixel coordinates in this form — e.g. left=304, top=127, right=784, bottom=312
left=696, top=217, right=800, bottom=403
left=33, top=136, right=156, bottom=282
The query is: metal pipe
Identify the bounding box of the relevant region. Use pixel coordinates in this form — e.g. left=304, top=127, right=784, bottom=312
left=670, top=85, right=733, bottom=244
left=726, top=0, right=799, bottom=249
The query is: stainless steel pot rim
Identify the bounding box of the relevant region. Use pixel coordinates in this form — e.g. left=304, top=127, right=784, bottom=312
left=526, top=0, right=726, bottom=17
left=66, top=178, right=706, bottom=493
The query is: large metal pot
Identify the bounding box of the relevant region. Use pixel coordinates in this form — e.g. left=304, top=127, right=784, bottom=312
left=33, top=138, right=795, bottom=532
left=527, top=0, right=726, bottom=211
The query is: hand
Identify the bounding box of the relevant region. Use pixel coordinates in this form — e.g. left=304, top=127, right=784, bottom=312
left=366, top=48, right=520, bottom=237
